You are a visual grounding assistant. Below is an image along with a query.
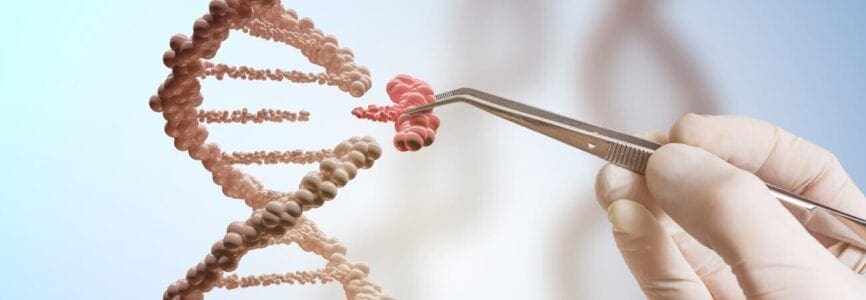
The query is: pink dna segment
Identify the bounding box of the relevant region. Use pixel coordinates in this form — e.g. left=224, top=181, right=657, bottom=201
left=351, top=75, right=440, bottom=152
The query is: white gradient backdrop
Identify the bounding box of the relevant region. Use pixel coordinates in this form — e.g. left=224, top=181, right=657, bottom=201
left=1, top=1, right=864, bottom=299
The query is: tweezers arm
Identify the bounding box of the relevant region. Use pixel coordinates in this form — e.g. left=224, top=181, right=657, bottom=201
left=469, top=99, right=656, bottom=174
left=804, top=209, right=866, bottom=248
left=771, top=185, right=866, bottom=249
left=604, top=142, right=654, bottom=174
left=425, top=87, right=866, bottom=250
left=460, top=100, right=615, bottom=159
left=440, top=88, right=659, bottom=173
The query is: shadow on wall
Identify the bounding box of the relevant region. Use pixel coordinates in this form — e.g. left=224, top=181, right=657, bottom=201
left=553, top=0, right=719, bottom=298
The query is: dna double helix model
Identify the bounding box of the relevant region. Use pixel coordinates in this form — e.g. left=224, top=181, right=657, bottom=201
left=149, top=0, right=440, bottom=299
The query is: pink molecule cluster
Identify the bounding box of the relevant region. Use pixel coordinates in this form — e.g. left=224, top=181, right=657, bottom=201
left=351, top=75, right=440, bottom=152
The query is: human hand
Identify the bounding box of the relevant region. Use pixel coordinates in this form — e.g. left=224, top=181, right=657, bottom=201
left=594, top=114, right=866, bottom=299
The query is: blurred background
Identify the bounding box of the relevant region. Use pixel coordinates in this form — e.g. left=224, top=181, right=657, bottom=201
left=1, top=0, right=865, bottom=299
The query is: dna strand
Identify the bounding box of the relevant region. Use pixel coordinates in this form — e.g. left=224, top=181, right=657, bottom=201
left=148, top=0, right=395, bottom=299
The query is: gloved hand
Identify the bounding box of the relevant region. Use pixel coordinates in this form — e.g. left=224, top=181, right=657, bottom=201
left=594, top=114, right=866, bottom=299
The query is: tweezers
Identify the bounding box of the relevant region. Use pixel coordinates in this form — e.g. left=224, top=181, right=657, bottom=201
left=404, top=87, right=866, bottom=250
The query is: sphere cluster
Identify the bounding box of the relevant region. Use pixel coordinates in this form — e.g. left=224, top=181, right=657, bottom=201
left=351, top=75, right=441, bottom=152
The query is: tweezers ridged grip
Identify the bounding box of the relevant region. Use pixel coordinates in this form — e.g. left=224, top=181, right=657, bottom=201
left=605, top=143, right=652, bottom=174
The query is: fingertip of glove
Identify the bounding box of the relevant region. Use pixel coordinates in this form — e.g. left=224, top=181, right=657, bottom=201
left=607, top=199, right=652, bottom=232
left=596, top=164, right=630, bottom=205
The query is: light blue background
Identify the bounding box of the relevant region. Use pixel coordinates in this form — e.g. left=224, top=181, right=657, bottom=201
left=1, top=1, right=864, bottom=299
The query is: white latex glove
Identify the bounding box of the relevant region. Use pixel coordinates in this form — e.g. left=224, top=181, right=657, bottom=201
left=594, top=114, right=866, bottom=299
